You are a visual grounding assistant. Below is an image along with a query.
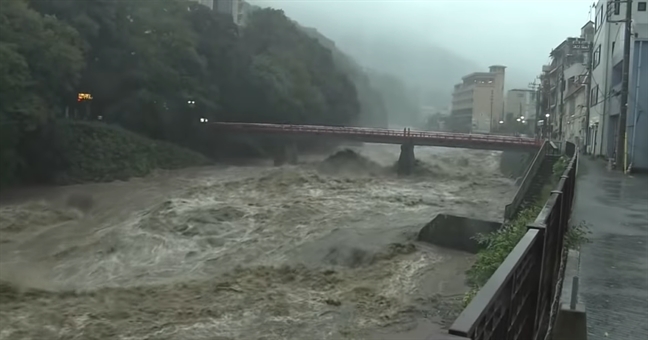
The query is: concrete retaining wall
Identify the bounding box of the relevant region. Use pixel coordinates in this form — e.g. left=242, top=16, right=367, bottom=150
left=500, top=150, right=534, bottom=179
left=417, top=214, right=502, bottom=253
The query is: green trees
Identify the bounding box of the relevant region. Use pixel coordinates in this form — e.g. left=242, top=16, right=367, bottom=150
left=0, top=0, right=85, bottom=185
left=0, top=0, right=372, bottom=187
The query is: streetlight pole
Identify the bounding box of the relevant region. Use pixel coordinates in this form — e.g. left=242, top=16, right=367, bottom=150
left=558, top=63, right=565, bottom=141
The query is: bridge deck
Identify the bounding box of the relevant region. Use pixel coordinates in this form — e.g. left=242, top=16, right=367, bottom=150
left=209, top=122, right=542, bottom=151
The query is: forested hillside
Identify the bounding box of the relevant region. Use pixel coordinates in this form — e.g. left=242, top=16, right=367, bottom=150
left=0, top=0, right=380, bottom=187
left=298, top=26, right=388, bottom=128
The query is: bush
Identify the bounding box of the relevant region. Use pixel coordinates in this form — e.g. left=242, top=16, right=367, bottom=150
left=552, top=155, right=569, bottom=181
left=44, top=121, right=212, bottom=184
left=466, top=208, right=540, bottom=290
left=462, top=154, right=584, bottom=308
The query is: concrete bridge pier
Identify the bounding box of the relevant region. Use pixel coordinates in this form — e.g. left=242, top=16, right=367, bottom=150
left=273, top=142, right=298, bottom=166
left=397, top=142, right=415, bottom=175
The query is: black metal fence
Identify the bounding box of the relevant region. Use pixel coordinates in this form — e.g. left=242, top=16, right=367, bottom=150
left=446, top=142, right=578, bottom=340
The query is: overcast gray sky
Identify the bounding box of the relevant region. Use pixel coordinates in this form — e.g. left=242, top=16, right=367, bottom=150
left=252, top=0, right=595, bottom=89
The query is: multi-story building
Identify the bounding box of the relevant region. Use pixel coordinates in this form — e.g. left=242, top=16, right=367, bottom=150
left=215, top=0, right=246, bottom=26
left=544, top=35, right=592, bottom=142
left=589, top=0, right=648, bottom=170
left=562, top=69, right=589, bottom=147
left=190, top=0, right=214, bottom=10
left=506, top=89, right=537, bottom=123
left=190, top=0, right=249, bottom=26
left=449, top=65, right=506, bottom=133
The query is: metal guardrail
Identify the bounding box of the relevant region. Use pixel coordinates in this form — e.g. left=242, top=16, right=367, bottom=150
left=209, top=122, right=543, bottom=150
left=504, top=141, right=550, bottom=220
left=448, top=142, right=578, bottom=340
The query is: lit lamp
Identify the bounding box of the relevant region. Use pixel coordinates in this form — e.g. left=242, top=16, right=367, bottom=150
left=77, top=93, right=93, bottom=102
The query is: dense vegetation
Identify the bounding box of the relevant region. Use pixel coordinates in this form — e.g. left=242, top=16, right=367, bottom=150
left=0, top=0, right=385, bottom=187
left=462, top=155, right=589, bottom=307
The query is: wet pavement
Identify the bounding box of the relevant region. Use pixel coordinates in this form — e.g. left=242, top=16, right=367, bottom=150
left=571, top=157, right=648, bottom=340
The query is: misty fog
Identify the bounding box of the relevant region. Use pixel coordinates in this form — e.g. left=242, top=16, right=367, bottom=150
left=253, top=0, right=594, bottom=124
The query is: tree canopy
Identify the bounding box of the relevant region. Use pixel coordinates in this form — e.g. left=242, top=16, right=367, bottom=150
left=1, top=0, right=381, bottom=186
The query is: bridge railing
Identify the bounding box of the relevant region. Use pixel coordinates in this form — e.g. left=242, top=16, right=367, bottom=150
left=210, top=122, right=542, bottom=147
left=448, top=142, right=578, bottom=340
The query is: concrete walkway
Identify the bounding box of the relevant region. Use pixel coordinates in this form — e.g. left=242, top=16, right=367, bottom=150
left=571, top=157, right=648, bottom=340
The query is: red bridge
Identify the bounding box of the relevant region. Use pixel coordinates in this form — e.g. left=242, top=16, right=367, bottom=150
left=209, top=122, right=542, bottom=152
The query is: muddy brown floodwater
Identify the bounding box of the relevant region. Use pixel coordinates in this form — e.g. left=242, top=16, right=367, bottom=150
left=0, top=144, right=516, bottom=340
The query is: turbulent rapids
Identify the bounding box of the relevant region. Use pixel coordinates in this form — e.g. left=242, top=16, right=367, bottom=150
left=0, top=144, right=516, bottom=340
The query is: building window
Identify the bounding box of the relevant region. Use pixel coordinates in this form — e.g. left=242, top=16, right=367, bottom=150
left=593, top=45, right=602, bottom=69
left=639, top=2, right=647, bottom=11
left=614, top=0, right=620, bottom=15
left=612, top=41, right=616, bottom=55
left=569, top=99, right=576, bottom=115
left=599, top=5, right=604, bottom=28
left=590, top=85, right=599, bottom=106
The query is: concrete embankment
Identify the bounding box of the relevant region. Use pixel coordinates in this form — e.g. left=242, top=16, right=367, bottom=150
left=500, top=150, right=534, bottom=180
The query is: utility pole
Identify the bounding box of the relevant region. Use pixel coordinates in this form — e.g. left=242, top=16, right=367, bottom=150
left=490, top=90, right=494, bottom=133
left=584, top=41, right=593, bottom=154
left=558, top=63, right=565, bottom=141
left=529, top=79, right=541, bottom=137
left=615, top=0, right=633, bottom=171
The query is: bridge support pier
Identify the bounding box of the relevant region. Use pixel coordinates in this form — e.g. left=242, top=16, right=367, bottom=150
left=397, top=142, right=415, bottom=175
left=273, top=143, right=298, bottom=166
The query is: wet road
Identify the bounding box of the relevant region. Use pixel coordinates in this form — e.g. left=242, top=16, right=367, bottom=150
left=572, top=157, right=648, bottom=340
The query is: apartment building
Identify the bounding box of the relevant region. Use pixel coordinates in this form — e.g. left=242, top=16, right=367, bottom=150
left=543, top=33, right=592, bottom=144
left=589, top=0, right=648, bottom=170
left=216, top=0, right=246, bottom=26
left=190, top=0, right=214, bottom=10
left=506, top=89, right=537, bottom=123
left=449, top=65, right=506, bottom=133
left=189, top=0, right=248, bottom=26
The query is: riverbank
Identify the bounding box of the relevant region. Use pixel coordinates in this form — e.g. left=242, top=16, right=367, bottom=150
left=0, top=121, right=212, bottom=190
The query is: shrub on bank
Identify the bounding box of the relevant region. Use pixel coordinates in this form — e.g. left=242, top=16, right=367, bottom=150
left=462, top=155, right=585, bottom=307
left=38, top=121, right=212, bottom=184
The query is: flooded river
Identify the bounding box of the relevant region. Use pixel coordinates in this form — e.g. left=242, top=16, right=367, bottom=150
left=0, top=144, right=515, bottom=340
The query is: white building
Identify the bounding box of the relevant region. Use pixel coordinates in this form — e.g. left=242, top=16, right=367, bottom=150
left=449, top=66, right=506, bottom=134
left=190, top=0, right=248, bottom=26
left=506, top=89, right=537, bottom=122
left=216, top=0, right=246, bottom=26
left=190, top=0, right=214, bottom=10
left=588, top=0, right=648, bottom=158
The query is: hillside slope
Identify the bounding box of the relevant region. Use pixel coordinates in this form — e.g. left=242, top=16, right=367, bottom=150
left=335, top=32, right=480, bottom=108
left=299, top=26, right=389, bottom=128
left=13, top=122, right=211, bottom=186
